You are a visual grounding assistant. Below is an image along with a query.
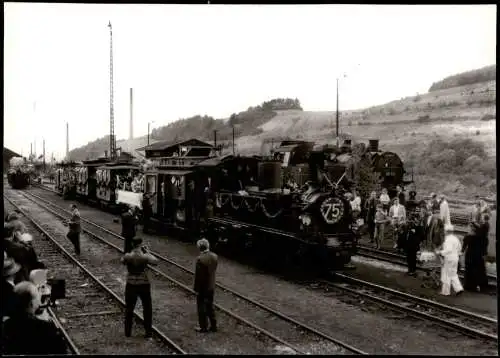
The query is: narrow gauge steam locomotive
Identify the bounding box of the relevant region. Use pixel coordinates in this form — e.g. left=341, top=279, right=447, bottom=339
left=7, top=157, right=33, bottom=189
left=141, top=138, right=357, bottom=271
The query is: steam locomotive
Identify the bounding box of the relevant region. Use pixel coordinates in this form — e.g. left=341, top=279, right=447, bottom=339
left=7, top=157, right=34, bottom=189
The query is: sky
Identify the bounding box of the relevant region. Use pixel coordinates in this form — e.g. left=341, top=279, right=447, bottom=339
left=4, top=3, right=497, bottom=160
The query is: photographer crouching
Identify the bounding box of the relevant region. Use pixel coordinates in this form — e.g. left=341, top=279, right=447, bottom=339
left=1, top=281, right=67, bottom=355
left=120, top=236, right=158, bottom=339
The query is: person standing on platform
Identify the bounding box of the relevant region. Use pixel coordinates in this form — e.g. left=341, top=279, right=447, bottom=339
left=193, top=238, right=218, bottom=333
left=439, top=194, right=451, bottom=227
left=121, top=205, right=138, bottom=253
left=463, top=214, right=490, bottom=292
left=437, top=225, right=464, bottom=296
left=365, top=191, right=378, bottom=244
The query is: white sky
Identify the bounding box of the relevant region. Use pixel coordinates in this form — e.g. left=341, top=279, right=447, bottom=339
left=4, top=3, right=496, bottom=160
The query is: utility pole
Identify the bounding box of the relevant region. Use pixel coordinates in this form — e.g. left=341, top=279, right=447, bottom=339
left=30, top=143, right=33, bottom=159
left=336, top=77, right=339, bottom=148
left=129, top=88, right=133, bottom=140
left=213, top=130, right=217, bottom=149
left=108, top=21, right=116, bottom=161
left=43, top=139, right=46, bottom=171
left=232, top=126, right=235, bottom=155
left=66, top=122, right=69, bottom=160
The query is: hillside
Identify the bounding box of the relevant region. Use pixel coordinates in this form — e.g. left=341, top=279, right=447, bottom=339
left=68, top=66, right=496, bottom=199
left=429, top=65, right=496, bottom=92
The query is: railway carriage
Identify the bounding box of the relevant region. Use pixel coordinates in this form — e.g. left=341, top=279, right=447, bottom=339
left=142, top=138, right=218, bottom=234
left=95, top=162, right=143, bottom=209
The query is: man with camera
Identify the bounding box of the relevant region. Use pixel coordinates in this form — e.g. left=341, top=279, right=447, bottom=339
left=121, top=205, right=139, bottom=253
left=1, top=281, right=67, bottom=355
left=121, top=237, right=158, bottom=338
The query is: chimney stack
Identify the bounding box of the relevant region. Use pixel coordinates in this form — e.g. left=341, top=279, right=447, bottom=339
left=66, top=122, right=69, bottom=159
left=129, top=88, right=134, bottom=140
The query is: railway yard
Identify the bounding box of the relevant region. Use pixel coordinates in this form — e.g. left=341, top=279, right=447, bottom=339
left=3, top=183, right=498, bottom=355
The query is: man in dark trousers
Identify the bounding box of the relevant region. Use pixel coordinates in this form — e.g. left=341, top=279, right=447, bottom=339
left=121, top=237, right=158, bottom=338
left=193, top=238, right=218, bottom=333
left=67, top=204, right=81, bottom=255
left=364, top=191, right=378, bottom=244
left=463, top=214, right=490, bottom=292
left=405, top=214, right=422, bottom=276
left=121, top=205, right=138, bottom=253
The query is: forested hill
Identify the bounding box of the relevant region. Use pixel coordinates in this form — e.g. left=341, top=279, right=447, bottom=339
left=428, top=64, right=496, bottom=92
left=68, top=97, right=302, bottom=161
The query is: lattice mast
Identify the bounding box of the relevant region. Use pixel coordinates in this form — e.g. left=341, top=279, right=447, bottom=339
left=108, top=21, right=116, bottom=161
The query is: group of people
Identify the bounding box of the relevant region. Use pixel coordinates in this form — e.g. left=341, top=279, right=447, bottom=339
left=2, top=212, right=68, bottom=355
left=354, top=186, right=492, bottom=297
left=116, top=173, right=144, bottom=193
left=118, top=202, right=219, bottom=337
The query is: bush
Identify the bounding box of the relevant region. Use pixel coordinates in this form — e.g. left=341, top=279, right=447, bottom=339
left=417, top=115, right=431, bottom=123
left=429, top=65, right=496, bottom=92
left=481, top=114, right=495, bottom=121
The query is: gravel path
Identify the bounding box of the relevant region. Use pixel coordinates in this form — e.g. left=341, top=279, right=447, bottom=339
left=27, top=187, right=499, bottom=355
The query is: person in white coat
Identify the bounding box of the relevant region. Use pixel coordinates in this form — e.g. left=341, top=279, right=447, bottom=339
left=437, top=224, right=464, bottom=296
left=439, top=194, right=451, bottom=227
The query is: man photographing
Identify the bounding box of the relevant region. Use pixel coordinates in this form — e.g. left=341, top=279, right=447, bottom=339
left=121, top=237, right=158, bottom=338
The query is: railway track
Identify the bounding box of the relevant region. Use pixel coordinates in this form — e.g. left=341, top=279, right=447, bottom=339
left=315, top=274, right=498, bottom=343
left=4, top=195, right=184, bottom=355
left=8, top=188, right=367, bottom=355
left=356, top=245, right=497, bottom=289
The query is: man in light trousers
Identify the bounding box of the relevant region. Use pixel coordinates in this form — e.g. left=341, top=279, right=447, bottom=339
left=437, top=224, right=464, bottom=296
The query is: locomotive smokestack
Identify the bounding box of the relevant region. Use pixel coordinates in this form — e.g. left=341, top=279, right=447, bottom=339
left=368, top=139, right=379, bottom=152
left=129, top=88, right=133, bottom=140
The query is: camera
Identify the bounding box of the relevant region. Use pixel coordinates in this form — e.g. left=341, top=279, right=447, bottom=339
left=141, top=245, right=149, bottom=253
left=31, top=269, right=66, bottom=310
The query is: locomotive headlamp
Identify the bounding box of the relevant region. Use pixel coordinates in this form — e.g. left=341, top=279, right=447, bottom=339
left=299, top=214, right=312, bottom=226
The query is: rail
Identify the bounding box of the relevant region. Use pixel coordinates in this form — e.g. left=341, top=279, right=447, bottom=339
left=326, top=273, right=497, bottom=342
left=3, top=193, right=187, bottom=355
left=16, top=189, right=367, bottom=355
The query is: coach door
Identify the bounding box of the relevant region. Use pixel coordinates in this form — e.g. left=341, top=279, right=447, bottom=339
left=145, top=173, right=158, bottom=214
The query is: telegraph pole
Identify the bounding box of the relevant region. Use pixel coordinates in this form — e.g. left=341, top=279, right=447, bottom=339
left=336, top=78, right=339, bottom=148
left=108, top=21, right=116, bottom=161
left=43, top=139, right=46, bottom=171
left=232, top=126, right=235, bottom=155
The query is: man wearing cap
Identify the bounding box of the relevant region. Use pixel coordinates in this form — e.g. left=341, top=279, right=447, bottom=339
left=121, top=205, right=138, bottom=253
left=141, top=193, right=154, bottom=234
left=436, top=224, right=464, bottom=296
left=2, top=253, right=22, bottom=321
left=66, top=204, right=81, bottom=255
left=193, top=238, right=218, bottom=333
left=121, top=237, right=158, bottom=338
